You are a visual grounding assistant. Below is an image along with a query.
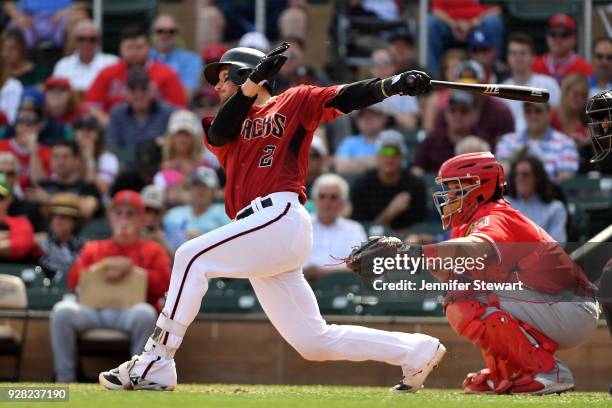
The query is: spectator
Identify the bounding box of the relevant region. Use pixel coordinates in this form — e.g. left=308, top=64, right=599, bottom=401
left=50, top=190, right=171, bottom=383
left=0, top=152, right=45, bottom=231
left=502, top=33, right=561, bottom=132
left=306, top=135, right=330, bottom=197
left=386, top=27, right=423, bottom=73
left=303, top=173, right=367, bottom=283
left=105, top=67, right=174, bottom=160
left=43, top=77, right=84, bottom=125
left=0, top=51, right=23, bottom=123
left=506, top=155, right=567, bottom=242
left=422, top=48, right=466, bottom=131
left=532, top=14, right=593, bottom=84
left=73, top=114, right=119, bottom=197
left=278, top=0, right=308, bottom=41
left=0, top=107, right=51, bottom=188
left=427, top=0, right=503, bottom=77
left=3, top=0, right=73, bottom=48
left=211, top=0, right=290, bottom=43
left=0, top=27, right=49, bottom=87
left=551, top=73, right=590, bottom=146
left=52, top=19, right=119, bottom=93
left=367, top=47, right=419, bottom=129
left=351, top=131, right=426, bottom=232
left=195, top=2, right=226, bottom=51
left=238, top=31, right=270, bottom=53
left=163, top=167, right=229, bottom=252
left=149, top=14, right=203, bottom=95
left=496, top=102, right=578, bottom=182
left=141, top=184, right=168, bottom=251
left=275, top=37, right=329, bottom=93
left=37, top=192, right=85, bottom=286
left=85, top=24, right=186, bottom=117
left=467, top=29, right=506, bottom=83
left=454, top=135, right=491, bottom=155
left=413, top=91, right=479, bottom=175
left=190, top=85, right=220, bottom=120
left=588, top=37, right=612, bottom=98
left=27, top=140, right=103, bottom=219
left=0, top=172, right=35, bottom=261
left=334, top=107, right=389, bottom=175
left=201, top=43, right=227, bottom=66
left=159, top=110, right=211, bottom=178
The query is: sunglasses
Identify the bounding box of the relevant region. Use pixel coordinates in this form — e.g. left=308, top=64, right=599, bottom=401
left=516, top=170, right=533, bottom=177
left=155, top=28, right=177, bottom=35
left=449, top=106, right=471, bottom=114
left=76, top=36, right=98, bottom=43
left=548, top=31, right=572, bottom=39
left=378, top=146, right=402, bottom=157
left=471, top=46, right=491, bottom=54
left=594, top=53, right=612, bottom=62
left=15, top=117, right=39, bottom=126
left=524, top=107, right=546, bottom=115
left=112, top=208, right=137, bottom=218
left=318, top=193, right=340, bottom=201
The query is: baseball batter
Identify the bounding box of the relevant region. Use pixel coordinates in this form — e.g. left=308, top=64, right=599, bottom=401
left=99, top=43, right=445, bottom=391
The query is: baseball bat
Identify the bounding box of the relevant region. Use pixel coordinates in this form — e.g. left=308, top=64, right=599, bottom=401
left=430, top=80, right=550, bottom=103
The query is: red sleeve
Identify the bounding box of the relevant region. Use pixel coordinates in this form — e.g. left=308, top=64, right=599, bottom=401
left=159, top=68, right=187, bottom=108
left=142, top=243, right=171, bottom=309
left=39, top=146, right=51, bottom=176
left=7, top=217, right=34, bottom=259
left=296, top=85, right=343, bottom=131
left=576, top=60, right=594, bottom=77
left=68, top=242, right=98, bottom=292
left=532, top=57, right=548, bottom=76
left=465, top=214, right=509, bottom=261
left=85, top=67, right=111, bottom=109
left=201, top=116, right=231, bottom=168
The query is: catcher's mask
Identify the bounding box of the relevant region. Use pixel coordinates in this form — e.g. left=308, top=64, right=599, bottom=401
left=586, top=89, right=612, bottom=163
left=432, top=152, right=505, bottom=230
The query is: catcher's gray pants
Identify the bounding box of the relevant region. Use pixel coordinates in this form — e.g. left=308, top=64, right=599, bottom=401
left=50, top=300, right=157, bottom=382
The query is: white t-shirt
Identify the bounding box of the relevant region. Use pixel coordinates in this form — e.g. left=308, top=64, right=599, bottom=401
left=0, top=78, right=23, bottom=123
left=305, top=214, right=367, bottom=270
left=97, top=151, right=119, bottom=184
left=53, top=51, right=119, bottom=91
left=502, top=73, right=560, bottom=132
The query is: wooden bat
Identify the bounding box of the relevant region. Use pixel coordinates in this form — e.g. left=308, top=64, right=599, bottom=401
left=430, top=80, right=550, bottom=103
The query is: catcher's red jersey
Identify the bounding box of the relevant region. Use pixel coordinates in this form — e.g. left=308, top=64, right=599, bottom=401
left=451, top=200, right=592, bottom=296
left=203, top=84, right=342, bottom=219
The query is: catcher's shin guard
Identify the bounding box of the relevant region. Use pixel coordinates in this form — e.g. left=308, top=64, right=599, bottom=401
left=143, top=310, right=188, bottom=359
left=446, top=301, right=557, bottom=391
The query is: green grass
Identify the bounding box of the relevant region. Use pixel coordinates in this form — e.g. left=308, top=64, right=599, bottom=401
left=1, top=383, right=609, bottom=408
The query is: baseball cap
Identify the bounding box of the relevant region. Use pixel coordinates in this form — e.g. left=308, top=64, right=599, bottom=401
left=454, top=60, right=485, bottom=84
left=238, top=31, right=270, bottom=53
left=45, top=76, right=71, bottom=91
left=168, top=110, right=199, bottom=136
left=449, top=91, right=477, bottom=108
left=202, top=43, right=227, bottom=64
left=126, top=66, right=150, bottom=89
left=111, top=190, right=145, bottom=214
left=19, top=88, right=44, bottom=117
left=47, top=193, right=82, bottom=219
left=310, top=136, right=328, bottom=158
left=468, top=30, right=494, bottom=50
left=141, top=185, right=164, bottom=210
left=0, top=173, right=11, bottom=198
left=385, top=27, right=414, bottom=45
left=191, top=166, right=219, bottom=188
left=548, top=14, right=576, bottom=34
left=375, top=130, right=407, bottom=156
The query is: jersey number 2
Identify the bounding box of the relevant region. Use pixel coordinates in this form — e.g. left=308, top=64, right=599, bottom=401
left=259, top=145, right=276, bottom=167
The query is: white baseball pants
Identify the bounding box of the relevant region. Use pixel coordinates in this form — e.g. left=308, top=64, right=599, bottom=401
left=138, top=192, right=440, bottom=384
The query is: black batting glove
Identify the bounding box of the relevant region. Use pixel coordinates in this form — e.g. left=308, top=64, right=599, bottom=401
left=383, top=70, right=432, bottom=97
left=249, top=42, right=290, bottom=86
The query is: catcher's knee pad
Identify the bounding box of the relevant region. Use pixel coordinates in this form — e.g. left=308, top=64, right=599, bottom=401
left=445, top=301, right=486, bottom=336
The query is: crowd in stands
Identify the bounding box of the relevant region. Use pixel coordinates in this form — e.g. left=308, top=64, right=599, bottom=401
left=0, top=0, right=609, bottom=382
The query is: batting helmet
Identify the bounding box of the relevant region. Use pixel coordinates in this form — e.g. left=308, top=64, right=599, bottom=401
left=204, top=47, right=270, bottom=91
left=432, top=152, right=505, bottom=229
left=586, top=89, right=612, bottom=163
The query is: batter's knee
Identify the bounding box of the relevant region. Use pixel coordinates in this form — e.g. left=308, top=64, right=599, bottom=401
left=294, top=343, right=330, bottom=362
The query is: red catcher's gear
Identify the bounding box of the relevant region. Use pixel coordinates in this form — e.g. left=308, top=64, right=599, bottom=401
left=433, top=152, right=505, bottom=229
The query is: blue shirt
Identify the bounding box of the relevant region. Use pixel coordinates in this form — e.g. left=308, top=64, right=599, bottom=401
left=19, top=0, right=72, bottom=13
left=507, top=196, right=567, bottom=243
left=163, top=204, right=230, bottom=251
left=105, top=101, right=174, bottom=149
left=335, top=135, right=378, bottom=159
left=149, top=48, right=203, bottom=93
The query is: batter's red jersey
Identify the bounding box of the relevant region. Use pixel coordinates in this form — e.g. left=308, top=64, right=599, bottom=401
left=450, top=199, right=592, bottom=296
left=202, top=85, right=342, bottom=219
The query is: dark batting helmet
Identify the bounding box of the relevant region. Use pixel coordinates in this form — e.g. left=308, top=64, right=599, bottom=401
left=204, top=47, right=272, bottom=92
left=586, top=89, right=612, bottom=163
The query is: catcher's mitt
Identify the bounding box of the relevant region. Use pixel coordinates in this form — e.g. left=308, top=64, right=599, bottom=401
left=346, top=236, right=422, bottom=284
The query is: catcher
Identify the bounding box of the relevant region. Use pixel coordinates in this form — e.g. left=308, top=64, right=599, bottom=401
left=348, top=152, right=598, bottom=395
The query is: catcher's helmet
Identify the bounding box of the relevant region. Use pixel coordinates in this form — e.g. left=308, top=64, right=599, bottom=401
left=433, top=152, right=505, bottom=229
left=204, top=47, right=266, bottom=88
left=586, top=89, right=612, bottom=163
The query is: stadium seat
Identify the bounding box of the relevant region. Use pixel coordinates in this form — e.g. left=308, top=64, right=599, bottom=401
left=201, top=279, right=259, bottom=314
left=0, top=274, right=29, bottom=381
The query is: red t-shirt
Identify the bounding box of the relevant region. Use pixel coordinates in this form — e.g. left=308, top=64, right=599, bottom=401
left=85, top=60, right=187, bottom=112
left=2, top=216, right=35, bottom=259
left=202, top=85, right=342, bottom=218
left=532, top=52, right=594, bottom=84
left=0, top=139, right=51, bottom=189
left=431, top=0, right=491, bottom=20
left=448, top=200, right=592, bottom=296
left=68, top=239, right=171, bottom=310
